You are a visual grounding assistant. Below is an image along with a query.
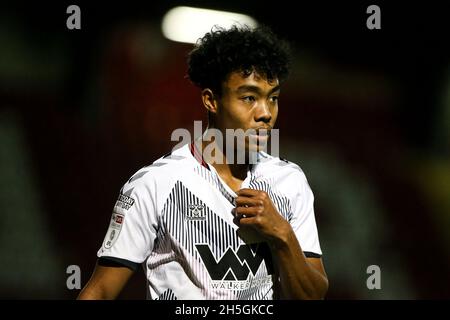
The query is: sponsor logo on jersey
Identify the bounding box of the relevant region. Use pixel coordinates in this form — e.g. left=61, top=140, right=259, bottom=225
left=196, top=243, right=274, bottom=290
left=114, top=193, right=135, bottom=211
left=103, top=213, right=124, bottom=249
left=114, top=214, right=123, bottom=224
left=186, top=204, right=206, bottom=221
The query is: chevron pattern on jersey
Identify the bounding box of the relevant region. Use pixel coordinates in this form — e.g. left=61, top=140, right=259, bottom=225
left=149, top=181, right=274, bottom=299
left=159, top=181, right=239, bottom=260
left=248, top=175, right=293, bottom=223
left=155, top=288, right=177, bottom=300
left=194, top=166, right=236, bottom=205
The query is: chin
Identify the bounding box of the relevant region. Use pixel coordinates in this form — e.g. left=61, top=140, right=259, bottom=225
left=245, top=146, right=267, bottom=163
left=248, top=142, right=268, bottom=152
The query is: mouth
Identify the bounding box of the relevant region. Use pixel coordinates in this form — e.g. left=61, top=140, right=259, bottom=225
left=252, top=127, right=271, bottom=136
left=248, top=128, right=271, bottom=144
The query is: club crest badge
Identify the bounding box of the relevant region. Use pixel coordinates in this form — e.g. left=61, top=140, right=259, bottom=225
left=186, top=204, right=206, bottom=221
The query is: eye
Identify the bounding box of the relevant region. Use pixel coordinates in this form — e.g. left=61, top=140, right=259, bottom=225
left=269, top=96, right=279, bottom=103
left=241, top=96, right=256, bottom=103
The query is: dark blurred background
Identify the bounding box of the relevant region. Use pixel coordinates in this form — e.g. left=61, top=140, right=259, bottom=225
left=0, top=1, right=449, bottom=299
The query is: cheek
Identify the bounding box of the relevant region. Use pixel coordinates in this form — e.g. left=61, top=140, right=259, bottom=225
left=270, top=106, right=279, bottom=124
left=223, top=103, right=251, bottom=127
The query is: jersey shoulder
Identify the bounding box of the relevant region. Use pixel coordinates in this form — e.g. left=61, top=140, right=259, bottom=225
left=257, top=151, right=306, bottom=177
left=121, top=144, right=195, bottom=193
left=257, top=152, right=313, bottom=201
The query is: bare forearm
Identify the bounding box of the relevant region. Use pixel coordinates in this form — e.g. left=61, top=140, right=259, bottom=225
left=77, top=264, right=133, bottom=300
left=77, top=286, right=111, bottom=300
left=271, top=230, right=328, bottom=300
left=77, top=278, right=118, bottom=300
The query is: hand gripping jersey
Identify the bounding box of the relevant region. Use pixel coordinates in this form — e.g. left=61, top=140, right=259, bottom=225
left=98, top=142, right=322, bottom=300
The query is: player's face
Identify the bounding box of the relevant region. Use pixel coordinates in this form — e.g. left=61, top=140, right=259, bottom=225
left=215, top=70, right=279, bottom=153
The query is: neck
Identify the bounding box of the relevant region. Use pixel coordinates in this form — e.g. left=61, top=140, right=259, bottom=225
left=199, top=131, right=250, bottom=181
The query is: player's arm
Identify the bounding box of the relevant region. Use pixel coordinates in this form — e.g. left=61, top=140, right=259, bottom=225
left=77, top=261, right=134, bottom=300
left=234, top=188, right=328, bottom=299
left=80, top=168, right=157, bottom=300
left=269, top=231, right=328, bottom=299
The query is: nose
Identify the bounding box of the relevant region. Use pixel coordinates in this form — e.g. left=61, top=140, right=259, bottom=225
left=254, top=101, right=272, bottom=123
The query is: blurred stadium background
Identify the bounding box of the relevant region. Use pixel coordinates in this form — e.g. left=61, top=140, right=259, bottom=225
left=0, top=1, right=449, bottom=299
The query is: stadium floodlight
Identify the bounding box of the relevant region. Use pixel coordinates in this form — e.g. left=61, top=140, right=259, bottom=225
left=161, top=6, right=258, bottom=44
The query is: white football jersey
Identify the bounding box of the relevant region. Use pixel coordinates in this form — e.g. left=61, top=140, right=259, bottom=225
left=97, top=142, right=322, bottom=300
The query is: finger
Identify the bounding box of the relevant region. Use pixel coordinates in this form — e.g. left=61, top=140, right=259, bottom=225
left=233, top=214, right=257, bottom=226
left=234, top=206, right=257, bottom=218
left=235, top=196, right=259, bottom=207
left=236, top=188, right=260, bottom=197
left=235, top=215, right=258, bottom=227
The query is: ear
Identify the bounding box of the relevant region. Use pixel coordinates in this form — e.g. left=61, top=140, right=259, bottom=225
left=201, top=89, right=218, bottom=114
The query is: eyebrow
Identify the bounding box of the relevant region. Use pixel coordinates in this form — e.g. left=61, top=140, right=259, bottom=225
left=236, top=85, right=281, bottom=95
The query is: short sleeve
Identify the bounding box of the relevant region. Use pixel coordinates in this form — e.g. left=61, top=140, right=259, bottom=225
left=290, top=170, right=323, bottom=258
left=97, top=174, right=157, bottom=264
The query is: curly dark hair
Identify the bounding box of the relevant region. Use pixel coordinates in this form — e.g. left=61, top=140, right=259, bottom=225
left=187, top=25, right=291, bottom=94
